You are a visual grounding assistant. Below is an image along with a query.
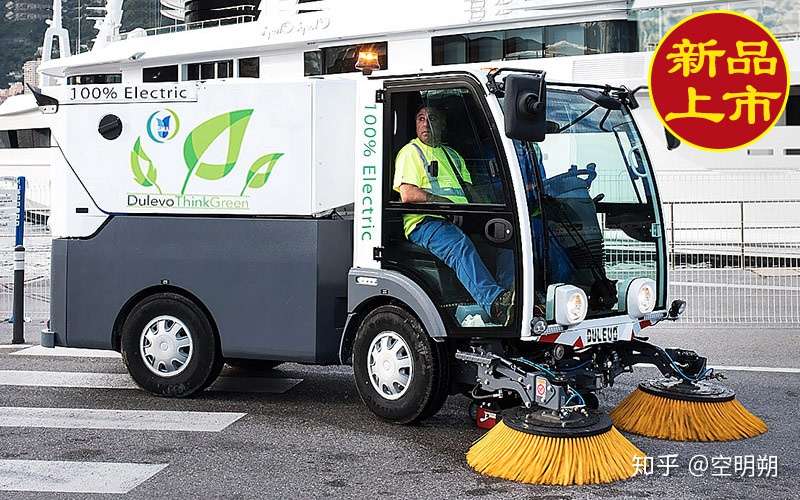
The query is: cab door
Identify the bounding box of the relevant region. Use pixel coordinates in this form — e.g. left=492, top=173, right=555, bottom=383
left=380, top=76, right=523, bottom=336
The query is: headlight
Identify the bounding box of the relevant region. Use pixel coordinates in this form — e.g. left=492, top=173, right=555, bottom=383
left=554, top=285, right=588, bottom=326
left=626, top=278, right=657, bottom=317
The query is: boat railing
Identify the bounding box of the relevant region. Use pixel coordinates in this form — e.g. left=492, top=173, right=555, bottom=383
left=776, top=32, right=800, bottom=42
left=114, top=14, right=257, bottom=42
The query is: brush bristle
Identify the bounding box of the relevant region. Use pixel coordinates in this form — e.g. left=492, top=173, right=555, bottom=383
left=611, top=388, right=767, bottom=441
left=466, top=422, right=644, bottom=485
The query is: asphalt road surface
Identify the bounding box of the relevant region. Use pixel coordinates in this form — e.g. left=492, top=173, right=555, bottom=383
left=0, top=321, right=798, bottom=499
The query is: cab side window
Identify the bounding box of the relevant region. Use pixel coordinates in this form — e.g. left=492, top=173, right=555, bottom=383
left=383, top=84, right=519, bottom=330
left=389, top=88, right=506, bottom=206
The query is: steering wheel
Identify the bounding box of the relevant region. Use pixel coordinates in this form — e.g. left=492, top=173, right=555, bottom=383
left=568, top=162, right=598, bottom=187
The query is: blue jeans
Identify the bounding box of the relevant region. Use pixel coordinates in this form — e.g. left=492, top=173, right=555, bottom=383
left=409, top=219, right=506, bottom=315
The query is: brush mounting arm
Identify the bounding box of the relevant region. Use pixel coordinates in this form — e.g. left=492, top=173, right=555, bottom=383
left=616, top=340, right=708, bottom=381
left=456, top=350, right=567, bottom=411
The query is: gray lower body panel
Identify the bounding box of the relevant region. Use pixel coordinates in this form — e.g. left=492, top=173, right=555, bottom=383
left=49, top=216, right=353, bottom=364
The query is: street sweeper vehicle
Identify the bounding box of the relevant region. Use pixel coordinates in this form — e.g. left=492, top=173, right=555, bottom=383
left=36, top=63, right=766, bottom=486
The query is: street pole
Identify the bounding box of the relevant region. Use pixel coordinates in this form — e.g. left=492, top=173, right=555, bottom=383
left=12, top=245, right=25, bottom=344
left=11, top=176, right=26, bottom=344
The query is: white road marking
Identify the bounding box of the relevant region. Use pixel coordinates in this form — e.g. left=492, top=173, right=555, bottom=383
left=0, top=370, right=137, bottom=389
left=0, top=459, right=167, bottom=494
left=11, top=346, right=122, bottom=358
left=209, top=375, right=303, bottom=394
left=0, top=370, right=303, bottom=393
left=709, top=364, right=800, bottom=374
left=0, top=407, right=246, bottom=432
left=634, top=363, right=800, bottom=374
left=0, top=344, right=32, bottom=350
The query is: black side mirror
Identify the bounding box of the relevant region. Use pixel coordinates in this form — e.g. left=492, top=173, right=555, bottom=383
left=665, top=128, right=681, bottom=150
left=503, top=73, right=547, bottom=142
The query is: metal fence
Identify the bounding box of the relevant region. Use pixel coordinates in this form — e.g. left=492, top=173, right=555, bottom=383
left=0, top=177, right=50, bottom=322
left=0, top=178, right=799, bottom=326
left=664, top=199, right=800, bottom=325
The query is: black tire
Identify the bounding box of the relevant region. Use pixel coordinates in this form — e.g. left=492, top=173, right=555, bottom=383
left=121, top=293, right=222, bottom=398
left=226, top=359, right=283, bottom=372
left=352, top=305, right=449, bottom=424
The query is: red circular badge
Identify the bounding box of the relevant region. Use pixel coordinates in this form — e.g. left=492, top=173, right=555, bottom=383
left=649, top=11, right=789, bottom=151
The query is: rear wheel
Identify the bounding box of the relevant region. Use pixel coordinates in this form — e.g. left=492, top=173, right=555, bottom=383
left=352, top=305, right=449, bottom=424
left=121, top=293, right=222, bottom=397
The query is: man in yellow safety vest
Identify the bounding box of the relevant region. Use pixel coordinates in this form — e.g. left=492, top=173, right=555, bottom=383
left=393, top=106, right=513, bottom=325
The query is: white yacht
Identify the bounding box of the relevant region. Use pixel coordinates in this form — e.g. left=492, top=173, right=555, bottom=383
left=1, top=0, right=799, bottom=205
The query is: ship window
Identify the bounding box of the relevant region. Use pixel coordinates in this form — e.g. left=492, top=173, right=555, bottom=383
left=544, top=24, right=585, bottom=58
left=431, top=36, right=467, bottom=65
left=217, top=60, right=233, bottom=78
left=238, top=57, right=260, bottom=78
left=143, top=65, right=178, bottom=82
left=66, top=74, right=122, bottom=85
left=184, top=60, right=234, bottom=81
left=504, top=27, right=544, bottom=60
left=780, top=86, right=800, bottom=126
left=304, top=52, right=322, bottom=77
left=0, top=128, right=51, bottom=149
left=304, top=41, right=388, bottom=76
left=201, top=62, right=215, bottom=80
left=432, top=21, right=636, bottom=65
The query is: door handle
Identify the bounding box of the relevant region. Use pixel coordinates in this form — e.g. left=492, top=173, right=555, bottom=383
left=485, top=218, right=513, bottom=244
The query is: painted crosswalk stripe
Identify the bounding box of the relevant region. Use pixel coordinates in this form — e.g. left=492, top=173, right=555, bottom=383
left=0, top=459, right=167, bottom=494
left=0, top=370, right=303, bottom=394
left=0, top=370, right=137, bottom=389
left=0, top=344, right=32, bottom=350
left=11, top=346, right=122, bottom=358
left=0, top=407, right=246, bottom=432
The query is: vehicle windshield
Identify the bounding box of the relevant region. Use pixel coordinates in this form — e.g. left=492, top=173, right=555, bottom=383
left=511, top=88, right=666, bottom=318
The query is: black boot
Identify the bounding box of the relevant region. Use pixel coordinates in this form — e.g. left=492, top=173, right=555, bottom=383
left=490, top=290, right=514, bottom=326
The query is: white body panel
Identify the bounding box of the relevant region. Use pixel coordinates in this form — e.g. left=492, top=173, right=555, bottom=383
left=48, top=148, right=107, bottom=238
left=47, top=79, right=356, bottom=227
left=352, top=80, right=383, bottom=270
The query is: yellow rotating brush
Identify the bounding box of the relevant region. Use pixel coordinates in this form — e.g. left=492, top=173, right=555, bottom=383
left=467, top=407, right=644, bottom=486
left=611, top=378, right=767, bottom=441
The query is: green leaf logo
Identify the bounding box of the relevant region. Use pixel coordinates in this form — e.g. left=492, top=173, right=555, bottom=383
left=240, top=153, right=283, bottom=196
left=130, top=138, right=162, bottom=194
left=181, top=109, right=253, bottom=194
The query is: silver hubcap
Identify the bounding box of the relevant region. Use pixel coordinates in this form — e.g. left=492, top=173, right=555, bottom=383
left=367, top=331, right=413, bottom=400
left=140, top=315, right=193, bottom=377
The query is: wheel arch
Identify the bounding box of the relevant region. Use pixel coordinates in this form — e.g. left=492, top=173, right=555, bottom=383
left=339, top=269, right=447, bottom=365
left=111, top=284, right=220, bottom=352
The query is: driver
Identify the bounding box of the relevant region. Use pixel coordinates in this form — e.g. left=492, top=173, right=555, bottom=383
left=393, top=106, right=513, bottom=325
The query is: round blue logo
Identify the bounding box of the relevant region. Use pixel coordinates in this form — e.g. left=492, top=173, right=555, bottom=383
left=146, top=109, right=180, bottom=143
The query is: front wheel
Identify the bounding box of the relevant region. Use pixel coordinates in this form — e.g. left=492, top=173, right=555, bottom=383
left=352, top=305, right=449, bottom=424
left=121, top=293, right=223, bottom=398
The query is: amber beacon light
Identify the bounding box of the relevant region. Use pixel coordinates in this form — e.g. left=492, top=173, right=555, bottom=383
left=356, top=50, right=380, bottom=75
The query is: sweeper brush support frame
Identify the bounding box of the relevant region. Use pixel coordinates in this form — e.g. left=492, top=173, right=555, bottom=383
left=610, top=339, right=767, bottom=441
left=502, top=406, right=613, bottom=438
left=455, top=350, right=569, bottom=411
left=615, top=339, right=710, bottom=382
left=638, top=378, right=735, bottom=403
